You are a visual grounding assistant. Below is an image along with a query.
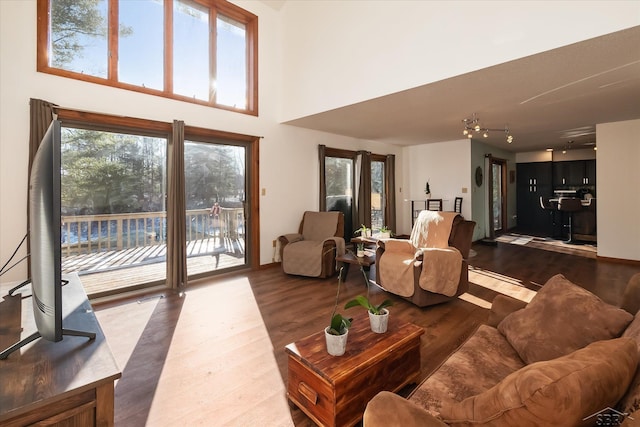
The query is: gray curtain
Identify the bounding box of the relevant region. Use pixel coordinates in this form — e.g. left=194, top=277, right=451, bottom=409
left=318, top=144, right=326, bottom=210
left=355, top=151, right=371, bottom=230
left=29, top=98, right=57, bottom=173
left=28, top=99, right=57, bottom=276
left=385, top=154, right=396, bottom=234
left=167, top=120, right=188, bottom=289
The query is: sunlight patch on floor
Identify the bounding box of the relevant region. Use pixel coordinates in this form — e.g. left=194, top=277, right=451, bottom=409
left=150, top=277, right=293, bottom=427
left=458, top=293, right=492, bottom=309
left=461, top=266, right=537, bottom=309
left=97, top=277, right=294, bottom=427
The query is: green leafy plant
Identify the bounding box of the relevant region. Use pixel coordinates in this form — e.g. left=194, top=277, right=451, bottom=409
left=378, top=225, right=393, bottom=237
left=356, top=243, right=365, bottom=252
left=344, top=264, right=393, bottom=315
left=354, top=224, right=369, bottom=237
left=328, top=266, right=352, bottom=335
left=345, top=295, right=393, bottom=315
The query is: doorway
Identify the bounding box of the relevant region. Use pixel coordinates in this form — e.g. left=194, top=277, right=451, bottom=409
left=490, top=157, right=508, bottom=235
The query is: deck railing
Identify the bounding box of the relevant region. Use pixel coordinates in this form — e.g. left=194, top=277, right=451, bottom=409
left=61, top=207, right=244, bottom=256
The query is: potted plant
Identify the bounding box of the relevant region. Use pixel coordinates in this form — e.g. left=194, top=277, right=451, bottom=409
left=345, top=267, right=393, bottom=333
left=354, top=224, right=371, bottom=238
left=325, top=266, right=352, bottom=356
left=377, top=225, right=392, bottom=239
left=356, top=243, right=365, bottom=257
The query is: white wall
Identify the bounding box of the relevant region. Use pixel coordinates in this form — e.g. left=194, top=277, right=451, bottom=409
left=0, top=0, right=402, bottom=283
left=552, top=148, right=597, bottom=162
left=516, top=151, right=553, bottom=163
left=596, top=119, right=640, bottom=261
left=280, top=1, right=640, bottom=121
left=401, top=140, right=471, bottom=235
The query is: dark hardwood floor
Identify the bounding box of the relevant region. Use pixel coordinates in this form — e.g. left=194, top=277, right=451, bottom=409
left=93, top=241, right=639, bottom=426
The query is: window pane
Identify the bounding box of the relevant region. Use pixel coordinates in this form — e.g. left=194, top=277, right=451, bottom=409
left=371, top=160, right=385, bottom=230
left=184, top=141, right=247, bottom=276
left=174, top=0, right=210, bottom=101
left=216, top=14, right=247, bottom=109
left=60, top=127, right=167, bottom=296
left=119, top=0, right=164, bottom=90
left=50, top=0, right=108, bottom=77
left=325, top=156, right=353, bottom=240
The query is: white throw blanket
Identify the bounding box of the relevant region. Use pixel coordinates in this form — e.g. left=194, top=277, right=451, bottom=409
left=379, top=211, right=462, bottom=297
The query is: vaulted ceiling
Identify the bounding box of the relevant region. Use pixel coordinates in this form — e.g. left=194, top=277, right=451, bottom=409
left=283, top=25, right=640, bottom=153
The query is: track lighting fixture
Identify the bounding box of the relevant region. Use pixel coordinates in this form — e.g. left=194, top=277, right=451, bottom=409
left=462, top=113, right=514, bottom=144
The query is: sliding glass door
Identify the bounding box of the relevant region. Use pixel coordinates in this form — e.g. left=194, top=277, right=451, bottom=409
left=57, top=114, right=257, bottom=297
left=184, top=140, right=248, bottom=276
left=60, top=126, right=168, bottom=296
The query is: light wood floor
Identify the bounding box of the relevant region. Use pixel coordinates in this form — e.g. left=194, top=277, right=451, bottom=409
left=93, top=241, right=639, bottom=426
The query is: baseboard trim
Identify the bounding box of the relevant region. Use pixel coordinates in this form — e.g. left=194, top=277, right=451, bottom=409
left=596, top=255, right=640, bottom=266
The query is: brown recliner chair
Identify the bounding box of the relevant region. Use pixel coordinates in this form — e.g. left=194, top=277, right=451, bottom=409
left=278, top=211, right=345, bottom=278
left=375, top=212, right=476, bottom=307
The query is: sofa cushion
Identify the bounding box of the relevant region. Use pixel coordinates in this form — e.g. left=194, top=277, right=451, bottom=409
left=619, top=311, right=640, bottom=416
left=409, top=325, right=525, bottom=417
left=440, top=338, right=638, bottom=427
left=498, top=274, right=633, bottom=364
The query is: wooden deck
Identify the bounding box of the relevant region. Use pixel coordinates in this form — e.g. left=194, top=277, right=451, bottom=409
left=63, top=235, right=246, bottom=298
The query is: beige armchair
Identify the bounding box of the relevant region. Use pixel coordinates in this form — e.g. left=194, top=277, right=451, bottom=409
left=375, top=211, right=475, bottom=307
left=278, top=211, right=345, bottom=278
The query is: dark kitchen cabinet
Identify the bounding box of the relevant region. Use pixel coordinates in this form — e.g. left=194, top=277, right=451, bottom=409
left=553, top=160, right=596, bottom=187
left=516, top=162, right=553, bottom=235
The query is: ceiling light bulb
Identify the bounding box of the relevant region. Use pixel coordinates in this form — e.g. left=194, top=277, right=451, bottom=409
left=483, top=131, right=488, bottom=138
left=467, top=133, right=473, bottom=139
left=463, top=129, right=468, bottom=136
left=507, top=135, right=513, bottom=143
left=593, top=146, right=597, bottom=151
left=474, top=124, right=481, bottom=132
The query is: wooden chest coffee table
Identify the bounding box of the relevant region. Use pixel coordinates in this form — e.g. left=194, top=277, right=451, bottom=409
left=285, top=316, right=424, bottom=427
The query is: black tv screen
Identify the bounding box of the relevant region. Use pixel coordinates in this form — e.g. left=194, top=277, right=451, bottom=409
left=0, top=120, right=94, bottom=360
left=29, top=119, right=63, bottom=341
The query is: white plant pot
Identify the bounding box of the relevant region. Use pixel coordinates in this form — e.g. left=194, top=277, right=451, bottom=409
left=357, top=250, right=365, bottom=257
left=369, top=308, right=389, bottom=333
left=378, top=232, right=390, bottom=239
left=325, top=326, right=349, bottom=356
left=365, top=230, right=372, bottom=238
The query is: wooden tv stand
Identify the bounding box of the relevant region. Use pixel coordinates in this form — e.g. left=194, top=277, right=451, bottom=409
left=0, top=273, right=121, bottom=426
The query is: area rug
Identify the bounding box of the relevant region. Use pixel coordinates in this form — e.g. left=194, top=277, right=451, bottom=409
left=496, top=233, right=597, bottom=259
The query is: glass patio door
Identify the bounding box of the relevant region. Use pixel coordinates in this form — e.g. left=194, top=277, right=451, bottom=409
left=184, top=140, right=248, bottom=277
left=371, top=159, right=385, bottom=230
left=324, top=155, right=355, bottom=241
left=491, top=158, right=508, bottom=234
left=60, top=126, right=168, bottom=297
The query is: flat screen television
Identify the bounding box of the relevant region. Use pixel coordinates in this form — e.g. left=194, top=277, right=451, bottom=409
left=0, top=120, right=94, bottom=360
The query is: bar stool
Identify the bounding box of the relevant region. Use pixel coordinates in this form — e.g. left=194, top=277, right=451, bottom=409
left=557, top=197, right=583, bottom=243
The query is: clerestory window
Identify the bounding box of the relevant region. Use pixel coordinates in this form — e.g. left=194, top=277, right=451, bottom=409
left=37, top=0, right=258, bottom=115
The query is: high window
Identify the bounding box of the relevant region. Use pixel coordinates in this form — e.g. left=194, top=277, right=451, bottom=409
left=37, top=0, right=258, bottom=114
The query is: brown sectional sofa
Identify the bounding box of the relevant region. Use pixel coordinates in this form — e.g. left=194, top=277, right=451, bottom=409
left=364, top=273, right=640, bottom=427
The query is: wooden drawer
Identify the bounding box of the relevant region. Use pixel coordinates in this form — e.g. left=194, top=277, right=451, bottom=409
left=287, top=356, right=335, bottom=427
